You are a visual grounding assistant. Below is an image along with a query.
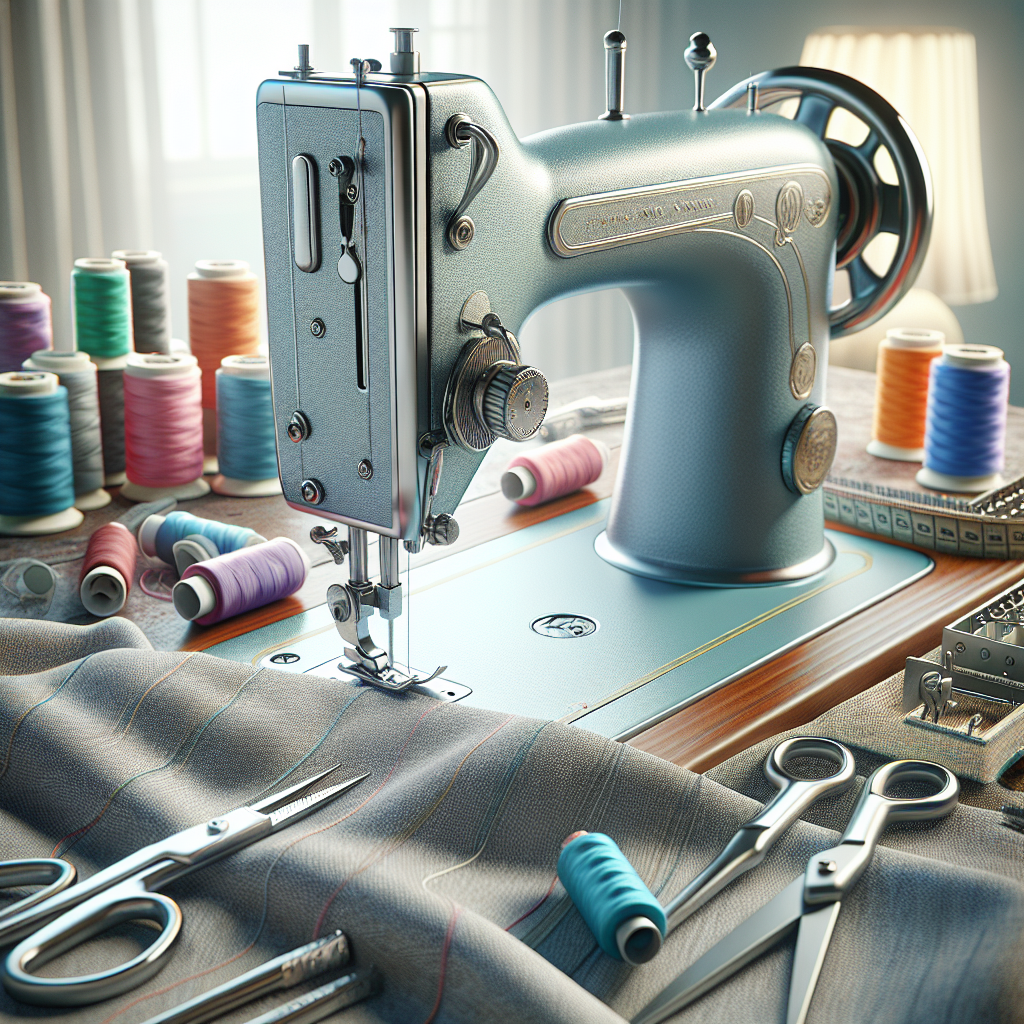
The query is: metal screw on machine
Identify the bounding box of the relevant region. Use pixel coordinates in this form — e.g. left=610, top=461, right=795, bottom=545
left=684, top=32, right=717, bottom=112
left=357, top=459, right=373, bottom=480
left=287, top=411, right=311, bottom=442
left=301, top=478, right=325, bottom=505
left=310, top=318, right=326, bottom=338
left=206, top=818, right=229, bottom=835
left=389, top=27, right=420, bottom=75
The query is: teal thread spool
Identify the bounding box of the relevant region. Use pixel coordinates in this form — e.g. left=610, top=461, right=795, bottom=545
left=0, top=371, right=84, bottom=536
left=212, top=355, right=283, bottom=497
left=558, top=831, right=666, bottom=964
left=137, top=509, right=266, bottom=566
left=71, top=258, right=133, bottom=359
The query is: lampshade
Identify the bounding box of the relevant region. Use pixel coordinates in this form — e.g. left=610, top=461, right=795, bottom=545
left=801, top=27, right=997, bottom=306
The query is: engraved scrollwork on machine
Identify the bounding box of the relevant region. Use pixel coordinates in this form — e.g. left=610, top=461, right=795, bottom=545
left=775, top=181, right=804, bottom=246
left=547, top=164, right=833, bottom=258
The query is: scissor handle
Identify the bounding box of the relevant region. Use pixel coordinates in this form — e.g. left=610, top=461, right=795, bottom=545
left=3, top=878, right=182, bottom=1007
left=752, top=737, right=857, bottom=834
left=842, top=759, right=960, bottom=847
left=0, top=860, right=76, bottom=924
left=804, top=759, right=959, bottom=906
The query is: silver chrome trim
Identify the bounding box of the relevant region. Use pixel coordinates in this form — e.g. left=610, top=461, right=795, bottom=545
left=547, top=163, right=832, bottom=258
left=593, top=532, right=836, bottom=586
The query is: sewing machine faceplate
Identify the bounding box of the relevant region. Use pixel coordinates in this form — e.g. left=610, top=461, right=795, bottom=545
left=208, top=501, right=931, bottom=740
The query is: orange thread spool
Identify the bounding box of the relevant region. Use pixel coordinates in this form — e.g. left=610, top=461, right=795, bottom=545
left=187, top=260, right=260, bottom=466
left=868, top=328, right=944, bottom=461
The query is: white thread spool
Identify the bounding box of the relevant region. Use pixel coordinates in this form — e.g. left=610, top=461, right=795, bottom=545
left=22, top=349, right=110, bottom=510
left=120, top=353, right=211, bottom=502
left=0, top=371, right=84, bottom=535
left=212, top=355, right=282, bottom=497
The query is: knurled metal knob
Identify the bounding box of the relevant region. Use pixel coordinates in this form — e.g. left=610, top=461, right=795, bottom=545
left=477, top=363, right=549, bottom=442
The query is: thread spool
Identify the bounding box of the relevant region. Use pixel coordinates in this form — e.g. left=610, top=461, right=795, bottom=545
left=72, top=258, right=133, bottom=359
left=557, top=831, right=666, bottom=965
left=138, top=509, right=266, bottom=566
left=212, top=355, right=282, bottom=497
left=172, top=536, right=309, bottom=626
left=112, top=250, right=171, bottom=355
left=502, top=435, right=610, bottom=506
left=2, top=559, right=57, bottom=613
left=22, top=349, right=110, bottom=510
left=0, top=371, right=84, bottom=535
left=95, top=355, right=128, bottom=486
left=917, top=344, right=1011, bottom=494
left=867, top=328, right=944, bottom=461
left=80, top=522, right=137, bottom=617
left=171, top=534, right=220, bottom=575
left=0, top=282, right=52, bottom=372
left=120, top=353, right=210, bottom=502
left=187, top=260, right=260, bottom=473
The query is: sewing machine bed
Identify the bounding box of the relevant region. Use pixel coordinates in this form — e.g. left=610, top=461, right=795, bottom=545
left=209, top=500, right=932, bottom=740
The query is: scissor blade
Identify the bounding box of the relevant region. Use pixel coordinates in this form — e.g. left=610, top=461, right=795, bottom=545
left=249, top=762, right=351, bottom=814
left=786, top=902, right=841, bottom=1024
left=267, top=773, right=369, bottom=831
left=632, top=876, right=806, bottom=1024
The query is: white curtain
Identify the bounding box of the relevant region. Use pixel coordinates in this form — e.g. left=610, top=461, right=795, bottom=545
left=1, top=0, right=668, bottom=375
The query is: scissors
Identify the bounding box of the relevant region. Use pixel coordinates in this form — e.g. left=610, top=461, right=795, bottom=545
left=632, top=758, right=959, bottom=1024
left=0, top=763, right=367, bottom=1007
left=615, top=736, right=856, bottom=964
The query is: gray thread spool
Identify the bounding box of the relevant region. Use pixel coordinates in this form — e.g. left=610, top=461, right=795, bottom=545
left=96, top=358, right=128, bottom=486
left=21, top=349, right=109, bottom=510
left=112, top=250, right=171, bottom=355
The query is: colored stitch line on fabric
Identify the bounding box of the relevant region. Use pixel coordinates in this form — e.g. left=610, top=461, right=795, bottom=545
left=52, top=668, right=264, bottom=858
left=423, top=905, right=462, bottom=1024
left=312, top=715, right=516, bottom=938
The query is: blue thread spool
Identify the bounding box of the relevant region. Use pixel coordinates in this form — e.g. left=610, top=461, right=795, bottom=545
left=212, top=355, right=282, bottom=497
left=557, top=831, right=666, bottom=964
left=137, top=509, right=266, bottom=566
left=0, top=371, right=84, bottom=536
left=917, top=344, right=1011, bottom=494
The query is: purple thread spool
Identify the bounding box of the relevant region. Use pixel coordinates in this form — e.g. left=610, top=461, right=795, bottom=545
left=0, top=283, right=52, bottom=373
left=172, top=537, right=309, bottom=625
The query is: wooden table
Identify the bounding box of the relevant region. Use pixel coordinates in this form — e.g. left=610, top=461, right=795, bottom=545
left=4, top=366, right=1021, bottom=772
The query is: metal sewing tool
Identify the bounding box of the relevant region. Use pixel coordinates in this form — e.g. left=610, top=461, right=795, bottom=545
left=562, top=737, right=856, bottom=965
left=137, top=932, right=351, bottom=1024
left=0, top=765, right=368, bottom=1006
left=632, top=760, right=959, bottom=1024
left=0, top=859, right=76, bottom=923
left=239, top=968, right=380, bottom=1024
left=260, top=28, right=930, bottom=690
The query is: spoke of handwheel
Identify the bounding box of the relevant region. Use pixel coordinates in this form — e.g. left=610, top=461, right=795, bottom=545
left=878, top=182, right=902, bottom=234
left=857, top=128, right=881, bottom=158
left=847, top=255, right=881, bottom=300
left=794, top=93, right=836, bottom=138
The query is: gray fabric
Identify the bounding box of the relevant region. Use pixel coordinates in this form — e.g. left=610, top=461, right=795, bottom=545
left=1, top=621, right=1023, bottom=1024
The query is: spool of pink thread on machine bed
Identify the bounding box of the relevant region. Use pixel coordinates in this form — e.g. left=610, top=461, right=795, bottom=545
left=501, top=434, right=610, bottom=507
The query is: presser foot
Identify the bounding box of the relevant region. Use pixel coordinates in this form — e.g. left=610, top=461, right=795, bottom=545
left=340, top=658, right=448, bottom=694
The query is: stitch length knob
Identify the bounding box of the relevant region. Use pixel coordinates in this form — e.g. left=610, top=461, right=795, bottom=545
left=477, top=363, right=549, bottom=442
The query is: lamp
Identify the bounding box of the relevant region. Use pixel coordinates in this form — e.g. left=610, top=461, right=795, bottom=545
left=801, top=28, right=998, bottom=366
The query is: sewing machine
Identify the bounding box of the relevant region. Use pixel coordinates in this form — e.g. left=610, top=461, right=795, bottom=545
left=251, top=29, right=934, bottom=720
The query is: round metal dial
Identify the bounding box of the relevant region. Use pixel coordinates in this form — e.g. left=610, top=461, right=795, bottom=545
left=477, top=363, right=549, bottom=442
left=781, top=405, right=837, bottom=495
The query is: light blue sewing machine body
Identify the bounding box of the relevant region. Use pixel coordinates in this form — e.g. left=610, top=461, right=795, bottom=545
left=253, top=34, right=931, bottom=702
left=256, top=68, right=837, bottom=578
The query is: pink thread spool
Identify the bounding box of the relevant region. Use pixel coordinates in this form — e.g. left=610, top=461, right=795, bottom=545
left=172, top=537, right=309, bottom=626
left=501, top=434, right=610, bottom=506
left=121, top=352, right=210, bottom=502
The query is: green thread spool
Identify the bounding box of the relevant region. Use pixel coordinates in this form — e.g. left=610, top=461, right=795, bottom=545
left=71, top=258, right=133, bottom=359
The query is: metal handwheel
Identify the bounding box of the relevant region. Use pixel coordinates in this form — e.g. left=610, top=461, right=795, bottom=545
left=711, top=66, right=933, bottom=337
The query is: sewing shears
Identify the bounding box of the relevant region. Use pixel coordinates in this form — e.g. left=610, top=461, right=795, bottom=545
left=613, top=737, right=857, bottom=964
left=0, top=763, right=368, bottom=1007
left=632, top=758, right=959, bottom=1024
